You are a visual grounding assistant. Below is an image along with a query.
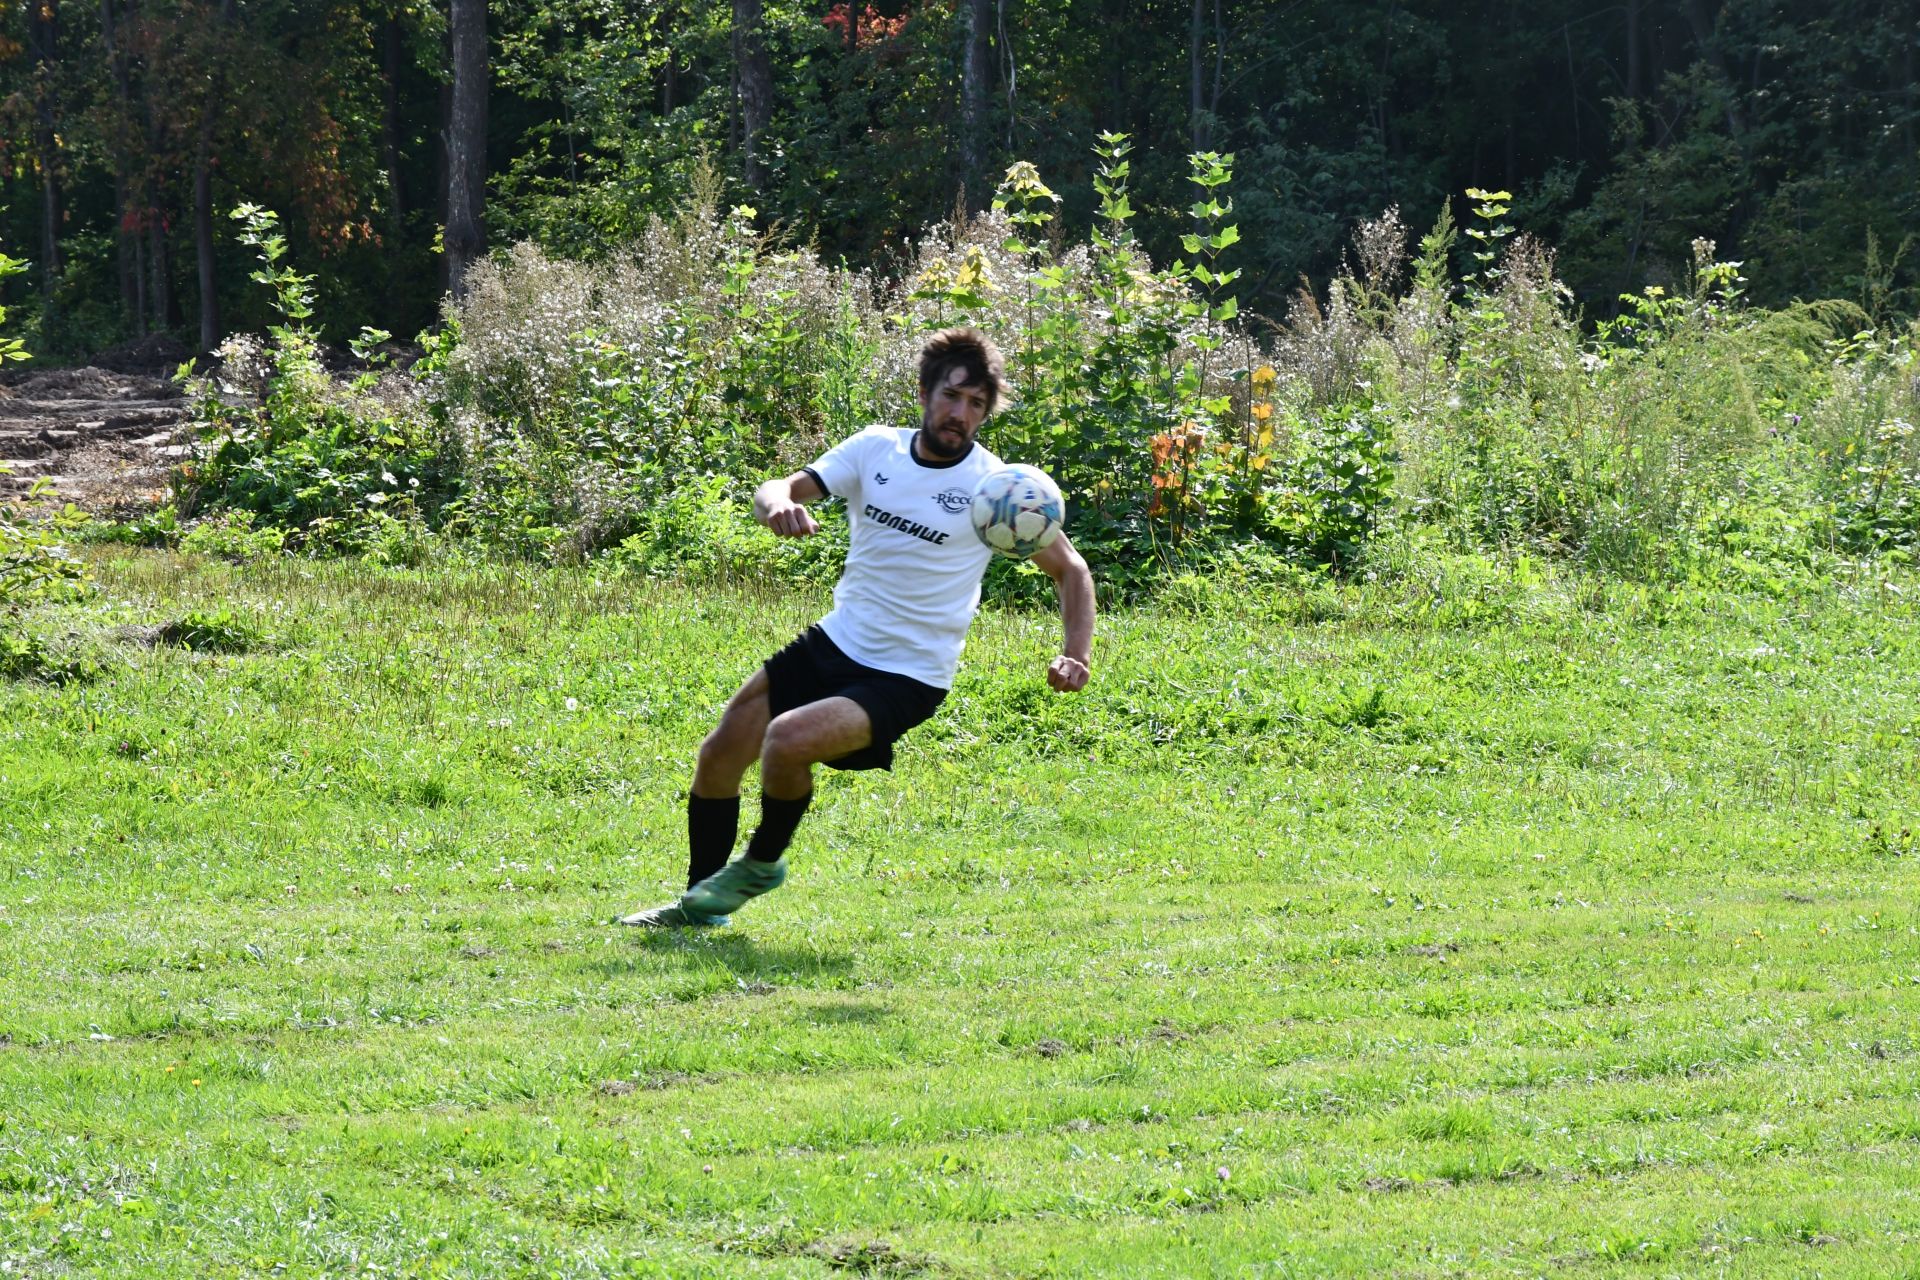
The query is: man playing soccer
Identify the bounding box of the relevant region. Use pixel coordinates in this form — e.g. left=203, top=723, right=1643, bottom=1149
left=616, top=328, right=1096, bottom=927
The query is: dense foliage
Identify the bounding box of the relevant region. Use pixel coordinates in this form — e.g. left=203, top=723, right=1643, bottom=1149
left=0, top=0, right=1914, bottom=358
left=273, top=146, right=1911, bottom=596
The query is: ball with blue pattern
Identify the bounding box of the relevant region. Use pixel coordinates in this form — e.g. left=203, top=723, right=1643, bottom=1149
left=970, top=464, right=1066, bottom=559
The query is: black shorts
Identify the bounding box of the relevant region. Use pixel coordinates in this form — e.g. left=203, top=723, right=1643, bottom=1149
left=763, top=625, right=946, bottom=771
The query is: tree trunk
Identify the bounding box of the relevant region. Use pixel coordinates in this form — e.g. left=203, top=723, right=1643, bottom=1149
left=193, top=0, right=237, bottom=353
left=444, top=0, right=488, bottom=301
left=28, top=0, right=63, bottom=294
left=143, top=73, right=172, bottom=331
left=731, top=0, right=773, bottom=196
left=1189, top=0, right=1205, bottom=151
left=1209, top=0, right=1225, bottom=127
left=1902, top=27, right=1916, bottom=159
left=1097, top=0, right=1127, bottom=133
left=382, top=15, right=406, bottom=240
left=1682, top=0, right=1744, bottom=137
left=193, top=139, right=218, bottom=350
left=1624, top=0, right=1641, bottom=101
left=998, top=0, right=1014, bottom=149
left=1493, top=0, right=1515, bottom=189
left=132, top=229, right=148, bottom=337
left=148, top=218, right=172, bottom=333
left=959, top=0, right=992, bottom=209
left=101, top=0, right=139, bottom=326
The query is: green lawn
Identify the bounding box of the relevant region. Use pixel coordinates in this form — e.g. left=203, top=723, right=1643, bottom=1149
left=4, top=551, right=1919, bottom=1277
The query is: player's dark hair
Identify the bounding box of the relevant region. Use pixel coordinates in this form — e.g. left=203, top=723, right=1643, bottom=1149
left=918, top=327, right=1012, bottom=414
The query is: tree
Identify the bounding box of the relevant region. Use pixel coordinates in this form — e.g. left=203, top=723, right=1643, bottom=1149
left=959, top=0, right=990, bottom=209
left=732, top=0, right=772, bottom=195
left=192, top=0, right=237, bottom=352
left=97, top=0, right=141, bottom=328
left=444, top=0, right=487, bottom=300
left=25, top=0, right=62, bottom=293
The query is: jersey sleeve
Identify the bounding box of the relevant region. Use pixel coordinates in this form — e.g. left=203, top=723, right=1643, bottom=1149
left=806, top=426, right=884, bottom=503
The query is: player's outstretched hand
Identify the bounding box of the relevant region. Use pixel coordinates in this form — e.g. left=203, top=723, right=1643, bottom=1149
left=1047, top=654, right=1090, bottom=692
left=764, top=503, right=820, bottom=538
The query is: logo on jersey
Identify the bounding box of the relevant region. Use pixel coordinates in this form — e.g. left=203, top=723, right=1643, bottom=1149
left=874, top=471, right=890, bottom=485
left=863, top=503, right=950, bottom=545
left=931, top=486, right=972, bottom=514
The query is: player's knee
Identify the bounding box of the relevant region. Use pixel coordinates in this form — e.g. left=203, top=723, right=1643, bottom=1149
left=694, top=732, right=727, bottom=775
left=759, top=712, right=813, bottom=767
left=699, top=718, right=756, bottom=773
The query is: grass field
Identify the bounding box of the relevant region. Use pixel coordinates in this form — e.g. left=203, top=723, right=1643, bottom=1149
left=4, top=550, right=1920, bottom=1277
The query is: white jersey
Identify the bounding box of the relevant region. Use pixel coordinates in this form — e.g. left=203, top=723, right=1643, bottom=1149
left=803, top=425, right=1003, bottom=689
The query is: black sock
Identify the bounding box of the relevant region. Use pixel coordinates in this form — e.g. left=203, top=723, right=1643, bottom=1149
left=745, top=791, right=813, bottom=862
left=687, top=792, right=740, bottom=889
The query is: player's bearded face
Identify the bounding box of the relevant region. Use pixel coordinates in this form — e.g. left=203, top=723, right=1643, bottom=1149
left=918, top=367, right=991, bottom=460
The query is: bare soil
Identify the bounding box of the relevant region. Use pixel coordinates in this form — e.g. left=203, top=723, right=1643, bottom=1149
left=0, top=353, right=193, bottom=510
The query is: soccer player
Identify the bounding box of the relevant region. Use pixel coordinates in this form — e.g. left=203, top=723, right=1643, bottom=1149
left=616, top=328, right=1095, bottom=927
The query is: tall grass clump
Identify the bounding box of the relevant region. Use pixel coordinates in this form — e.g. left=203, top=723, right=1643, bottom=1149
left=424, top=142, right=1917, bottom=594
left=432, top=183, right=881, bottom=565
left=1267, top=191, right=1920, bottom=586
left=181, top=206, right=460, bottom=563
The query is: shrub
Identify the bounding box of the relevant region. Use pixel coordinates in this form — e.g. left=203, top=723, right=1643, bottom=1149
left=1, top=480, right=91, bottom=611
left=436, top=199, right=878, bottom=558
left=420, top=141, right=1920, bottom=593
left=605, top=475, right=848, bottom=587
left=156, top=607, right=264, bottom=654
left=78, top=503, right=183, bottom=549
left=181, top=207, right=461, bottom=549
left=0, top=627, right=102, bottom=685
left=179, top=511, right=287, bottom=563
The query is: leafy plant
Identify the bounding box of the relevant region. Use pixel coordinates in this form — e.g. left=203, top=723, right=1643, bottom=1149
left=180, top=206, right=460, bottom=549
left=1, top=252, right=92, bottom=616
left=179, top=511, right=288, bottom=563
left=1264, top=401, right=1396, bottom=571
left=156, top=607, right=264, bottom=653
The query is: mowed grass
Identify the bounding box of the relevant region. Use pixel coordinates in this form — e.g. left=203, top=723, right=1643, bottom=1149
left=4, top=550, right=1920, bottom=1278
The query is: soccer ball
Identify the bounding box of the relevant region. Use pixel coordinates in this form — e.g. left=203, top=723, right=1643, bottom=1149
left=971, top=464, right=1066, bottom=559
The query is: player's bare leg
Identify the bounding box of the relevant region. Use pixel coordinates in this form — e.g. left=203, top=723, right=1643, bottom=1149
left=758, top=697, right=871, bottom=799
left=615, top=669, right=772, bottom=928
left=681, top=698, right=872, bottom=917
left=692, top=668, right=772, bottom=799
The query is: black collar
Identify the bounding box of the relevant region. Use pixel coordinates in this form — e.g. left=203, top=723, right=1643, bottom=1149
left=910, top=430, right=973, bottom=469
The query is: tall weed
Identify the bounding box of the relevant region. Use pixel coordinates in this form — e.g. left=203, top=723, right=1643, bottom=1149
left=438, top=197, right=879, bottom=558
left=183, top=207, right=459, bottom=553
left=424, top=142, right=1920, bottom=592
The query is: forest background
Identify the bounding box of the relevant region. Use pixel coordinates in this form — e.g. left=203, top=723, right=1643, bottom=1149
left=1, top=0, right=1916, bottom=358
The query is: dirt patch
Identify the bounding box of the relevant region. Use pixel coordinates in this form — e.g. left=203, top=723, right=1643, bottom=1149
left=0, top=361, right=192, bottom=506
left=85, top=334, right=196, bottom=376
left=0, top=364, right=179, bottom=401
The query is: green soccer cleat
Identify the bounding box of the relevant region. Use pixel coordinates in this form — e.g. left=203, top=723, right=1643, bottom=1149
left=681, top=855, right=788, bottom=916
left=613, top=901, right=730, bottom=928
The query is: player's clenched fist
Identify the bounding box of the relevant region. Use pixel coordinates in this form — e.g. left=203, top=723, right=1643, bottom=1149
left=1047, top=654, right=1090, bottom=692
left=762, top=502, right=819, bottom=537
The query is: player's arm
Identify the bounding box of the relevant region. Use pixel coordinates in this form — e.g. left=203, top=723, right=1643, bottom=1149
left=754, top=469, right=826, bottom=537
left=1032, top=534, right=1094, bottom=693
